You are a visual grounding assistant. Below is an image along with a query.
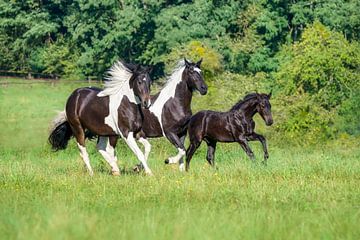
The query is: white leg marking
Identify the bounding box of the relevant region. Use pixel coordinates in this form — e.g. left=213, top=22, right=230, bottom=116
left=138, top=137, right=151, bottom=162
left=97, top=137, right=120, bottom=174
left=77, top=142, right=94, bottom=176
left=125, top=132, right=153, bottom=175
left=179, top=163, right=185, bottom=172
left=168, top=148, right=186, bottom=164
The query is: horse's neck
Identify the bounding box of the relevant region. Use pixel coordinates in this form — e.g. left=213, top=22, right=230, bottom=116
left=237, top=100, right=258, bottom=121
left=153, top=78, right=192, bottom=109
left=173, top=81, right=192, bottom=108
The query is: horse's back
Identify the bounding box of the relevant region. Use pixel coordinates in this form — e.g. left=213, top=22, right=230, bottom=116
left=65, top=87, right=115, bottom=135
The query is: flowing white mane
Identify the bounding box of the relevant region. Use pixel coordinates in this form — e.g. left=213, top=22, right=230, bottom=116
left=148, top=60, right=186, bottom=135
left=163, top=60, right=186, bottom=88
left=97, top=61, right=133, bottom=97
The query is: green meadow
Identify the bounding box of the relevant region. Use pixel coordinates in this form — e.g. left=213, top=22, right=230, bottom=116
left=0, top=79, right=359, bottom=240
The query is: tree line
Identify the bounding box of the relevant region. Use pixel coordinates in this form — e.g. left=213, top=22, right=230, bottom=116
left=1, top=0, right=359, bottom=140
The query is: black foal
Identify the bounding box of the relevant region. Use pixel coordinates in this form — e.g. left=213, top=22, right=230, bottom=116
left=185, top=92, right=273, bottom=171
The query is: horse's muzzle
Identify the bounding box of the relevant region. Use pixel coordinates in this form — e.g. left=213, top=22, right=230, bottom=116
left=199, top=85, right=208, bottom=95
left=266, top=119, right=273, bottom=126
left=143, top=99, right=151, bottom=109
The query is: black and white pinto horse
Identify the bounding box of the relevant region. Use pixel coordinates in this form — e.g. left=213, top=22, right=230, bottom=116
left=48, top=61, right=153, bottom=176
left=185, top=93, right=273, bottom=171
left=98, top=58, right=207, bottom=172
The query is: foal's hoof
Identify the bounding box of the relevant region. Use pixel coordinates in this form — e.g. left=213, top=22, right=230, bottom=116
left=112, top=171, right=120, bottom=176
left=164, top=159, right=169, bottom=164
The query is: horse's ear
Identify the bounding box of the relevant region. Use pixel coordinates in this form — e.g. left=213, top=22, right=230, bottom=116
left=134, top=64, right=140, bottom=72
left=196, top=58, right=203, bottom=68
left=184, top=58, right=190, bottom=67
left=255, top=91, right=261, bottom=101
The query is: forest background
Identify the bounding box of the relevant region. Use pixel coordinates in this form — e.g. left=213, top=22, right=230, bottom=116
left=1, top=0, right=360, bottom=142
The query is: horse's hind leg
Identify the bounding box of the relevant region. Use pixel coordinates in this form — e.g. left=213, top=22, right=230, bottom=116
left=205, top=140, right=217, bottom=167
left=71, top=124, right=94, bottom=176
left=97, top=136, right=120, bottom=175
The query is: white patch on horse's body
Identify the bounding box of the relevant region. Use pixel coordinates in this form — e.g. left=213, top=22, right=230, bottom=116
left=167, top=147, right=186, bottom=164
left=148, top=62, right=186, bottom=136
left=77, top=142, right=94, bottom=176
left=97, top=61, right=140, bottom=135
left=97, top=136, right=120, bottom=174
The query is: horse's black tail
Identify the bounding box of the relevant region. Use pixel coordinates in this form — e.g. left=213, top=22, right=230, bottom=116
left=48, top=111, right=73, bottom=151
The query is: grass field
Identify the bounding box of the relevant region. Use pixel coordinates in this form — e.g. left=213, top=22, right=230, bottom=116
left=1, top=78, right=359, bottom=239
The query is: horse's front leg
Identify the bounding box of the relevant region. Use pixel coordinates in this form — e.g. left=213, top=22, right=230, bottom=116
left=247, top=133, right=269, bottom=165
left=238, top=136, right=255, bottom=161
left=124, top=132, right=153, bottom=175
left=164, top=132, right=186, bottom=168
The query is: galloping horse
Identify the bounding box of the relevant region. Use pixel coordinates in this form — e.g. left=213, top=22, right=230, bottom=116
left=48, top=60, right=153, bottom=176
left=136, top=58, right=207, bottom=171
left=185, top=92, right=273, bottom=171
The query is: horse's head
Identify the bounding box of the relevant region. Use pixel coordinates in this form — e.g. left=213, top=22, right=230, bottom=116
left=128, top=64, right=152, bottom=109
left=183, top=58, right=208, bottom=95
left=256, top=92, right=273, bottom=126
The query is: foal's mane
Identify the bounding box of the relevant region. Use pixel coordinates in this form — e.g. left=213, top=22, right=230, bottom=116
left=230, top=93, right=259, bottom=111
left=97, top=60, right=133, bottom=97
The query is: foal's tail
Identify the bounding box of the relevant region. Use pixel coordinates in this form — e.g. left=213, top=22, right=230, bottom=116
left=48, top=111, right=73, bottom=151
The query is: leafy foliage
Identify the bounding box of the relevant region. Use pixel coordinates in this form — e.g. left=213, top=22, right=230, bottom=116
left=1, top=0, right=360, bottom=140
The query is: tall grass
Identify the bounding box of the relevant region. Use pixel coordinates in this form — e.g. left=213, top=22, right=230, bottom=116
left=0, top=78, right=359, bottom=239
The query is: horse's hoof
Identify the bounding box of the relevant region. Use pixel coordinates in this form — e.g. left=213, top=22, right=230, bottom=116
left=133, top=166, right=140, bottom=173
left=146, top=171, right=154, bottom=176
left=164, top=159, right=169, bottom=164
left=112, top=171, right=120, bottom=176
left=133, top=164, right=144, bottom=173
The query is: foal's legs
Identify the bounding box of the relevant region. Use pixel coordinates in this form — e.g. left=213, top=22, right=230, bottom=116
left=97, top=136, right=120, bottom=175
left=247, top=133, right=269, bottom=165
left=205, top=140, right=217, bottom=167
left=238, top=136, right=255, bottom=161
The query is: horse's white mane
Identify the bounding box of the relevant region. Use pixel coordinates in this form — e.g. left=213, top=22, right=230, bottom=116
left=97, top=61, right=133, bottom=97
left=163, top=60, right=186, bottom=87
